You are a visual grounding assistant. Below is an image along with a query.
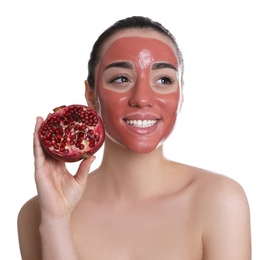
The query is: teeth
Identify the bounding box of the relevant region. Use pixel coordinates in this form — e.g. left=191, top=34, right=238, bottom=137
left=126, top=119, right=157, bottom=128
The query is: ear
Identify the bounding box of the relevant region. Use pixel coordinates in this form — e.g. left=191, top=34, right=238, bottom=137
left=85, top=80, right=96, bottom=110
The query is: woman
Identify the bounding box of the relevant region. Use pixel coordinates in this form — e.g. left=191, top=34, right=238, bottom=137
left=18, top=16, right=251, bottom=259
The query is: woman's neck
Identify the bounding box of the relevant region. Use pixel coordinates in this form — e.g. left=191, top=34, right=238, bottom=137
left=95, top=137, right=171, bottom=203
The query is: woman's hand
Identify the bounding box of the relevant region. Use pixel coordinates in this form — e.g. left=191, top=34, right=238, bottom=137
left=33, top=116, right=95, bottom=221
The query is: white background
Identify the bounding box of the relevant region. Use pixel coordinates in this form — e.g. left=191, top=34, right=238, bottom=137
left=1, top=0, right=271, bottom=258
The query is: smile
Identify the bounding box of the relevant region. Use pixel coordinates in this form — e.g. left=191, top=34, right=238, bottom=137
left=126, top=119, right=158, bottom=128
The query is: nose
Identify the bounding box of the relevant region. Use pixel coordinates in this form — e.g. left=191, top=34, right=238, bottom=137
left=128, top=80, right=155, bottom=108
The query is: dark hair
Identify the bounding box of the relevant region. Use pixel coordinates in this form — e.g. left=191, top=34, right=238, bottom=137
left=87, top=16, right=184, bottom=89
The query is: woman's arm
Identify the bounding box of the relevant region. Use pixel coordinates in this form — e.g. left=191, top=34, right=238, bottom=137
left=39, top=215, right=79, bottom=260
left=18, top=117, right=95, bottom=260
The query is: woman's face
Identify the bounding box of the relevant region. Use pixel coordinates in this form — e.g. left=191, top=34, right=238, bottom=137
left=93, top=30, right=183, bottom=153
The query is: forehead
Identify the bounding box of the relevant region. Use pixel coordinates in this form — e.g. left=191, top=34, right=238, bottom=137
left=105, top=38, right=178, bottom=67
left=99, top=29, right=179, bottom=62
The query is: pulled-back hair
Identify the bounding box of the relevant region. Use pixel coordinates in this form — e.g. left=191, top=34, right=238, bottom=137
left=87, top=16, right=184, bottom=89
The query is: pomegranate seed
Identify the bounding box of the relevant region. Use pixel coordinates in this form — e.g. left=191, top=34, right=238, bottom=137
left=89, top=138, right=95, bottom=147
left=78, top=144, right=85, bottom=150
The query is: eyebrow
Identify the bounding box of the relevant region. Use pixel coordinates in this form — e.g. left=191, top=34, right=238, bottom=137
left=105, top=61, right=133, bottom=70
left=151, top=62, right=177, bottom=71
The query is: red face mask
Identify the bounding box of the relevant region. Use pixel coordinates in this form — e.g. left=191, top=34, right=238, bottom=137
left=95, top=36, right=182, bottom=153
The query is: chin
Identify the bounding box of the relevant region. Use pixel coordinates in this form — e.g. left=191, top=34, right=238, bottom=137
left=106, top=133, right=165, bottom=154
left=125, top=141, right=163, bottom=154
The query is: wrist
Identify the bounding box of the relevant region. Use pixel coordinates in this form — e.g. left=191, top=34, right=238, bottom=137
left=39, top=215, right=78, bottom=260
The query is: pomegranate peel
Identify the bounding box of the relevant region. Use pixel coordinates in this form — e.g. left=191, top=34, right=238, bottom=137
left=38, top=104, right=105, bottom=162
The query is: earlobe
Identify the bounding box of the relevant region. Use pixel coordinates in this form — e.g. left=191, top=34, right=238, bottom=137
left=84, top=80, right=96, bottom=110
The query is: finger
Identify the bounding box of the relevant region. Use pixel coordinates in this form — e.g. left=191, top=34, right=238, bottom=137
left=74, top=156, right=96, bottom=187
left=34, top=116, right=44, bottom=133
left=33, top=117, right=45, bottom=168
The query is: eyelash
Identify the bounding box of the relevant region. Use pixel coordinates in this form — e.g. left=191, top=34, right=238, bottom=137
left=108, top=74, right=130, bottom=83
left=156, top=75, right=175, bottom=85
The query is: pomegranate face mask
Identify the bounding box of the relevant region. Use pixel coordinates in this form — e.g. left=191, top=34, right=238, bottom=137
left=95, top=36, right=182, bottom=153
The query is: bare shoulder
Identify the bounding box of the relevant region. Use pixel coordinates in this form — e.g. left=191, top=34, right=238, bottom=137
left=192, top=165, right=250, bottom=212
left=178, top=163, right=251, bottom=259
left=175, top=163, right=249, bottom=204
left=17, top=195, right=42, bottom=259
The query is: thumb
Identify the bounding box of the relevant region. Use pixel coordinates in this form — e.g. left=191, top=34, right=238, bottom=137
left=74, top=155, right=96, bottom=188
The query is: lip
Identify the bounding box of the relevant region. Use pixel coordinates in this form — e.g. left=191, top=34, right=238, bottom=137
left=123, top=112, right=160, bottom=121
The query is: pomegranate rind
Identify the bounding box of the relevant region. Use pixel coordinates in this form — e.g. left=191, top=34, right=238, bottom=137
left=38, top=104, right=105, bottom=162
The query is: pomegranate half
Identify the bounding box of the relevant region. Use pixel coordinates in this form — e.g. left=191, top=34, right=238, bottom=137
left=38, top=104, right=105, bottom=162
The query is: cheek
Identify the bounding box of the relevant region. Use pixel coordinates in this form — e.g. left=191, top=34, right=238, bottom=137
left=160, top=91, right=181, bottom=116
left=159, top=91, right=181, bottom=137
left=96, top=88, right=126, bottom=126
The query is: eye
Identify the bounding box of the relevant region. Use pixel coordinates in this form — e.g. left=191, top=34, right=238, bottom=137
left=156, top=76, right=174, bottom=85
left=151, top=73, right=178, bottom=94
left=103, top=68, right=135, bottom=92
left=109, top=75, right=130, bottom=83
